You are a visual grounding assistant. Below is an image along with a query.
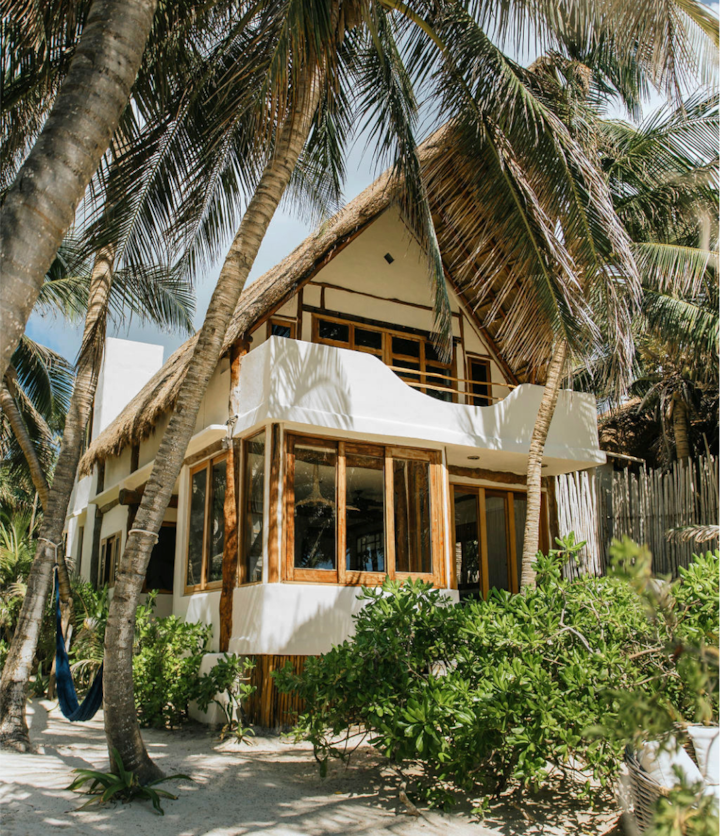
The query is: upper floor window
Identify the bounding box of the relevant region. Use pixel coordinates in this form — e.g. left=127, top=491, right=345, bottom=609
left=284, top=433, right=444, bottom=586
left=312, top=314, right=455, bottom=401
left=185, top=454, right=226, bottom=592
left=467, top=356, right=492, bottom=407
left=268, top=317, right=296, bottom=339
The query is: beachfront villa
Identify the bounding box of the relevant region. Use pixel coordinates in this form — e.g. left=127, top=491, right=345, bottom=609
left=63, top=163, right=605, bottom=725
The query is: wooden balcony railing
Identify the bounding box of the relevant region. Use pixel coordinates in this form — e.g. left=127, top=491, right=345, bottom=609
left=385, top=364, right=516, bottom=404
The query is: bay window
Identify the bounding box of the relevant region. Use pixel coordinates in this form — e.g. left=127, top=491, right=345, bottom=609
left=185, top=453, right=227, bottom=592
left=284, top=434, right=443, bottom=585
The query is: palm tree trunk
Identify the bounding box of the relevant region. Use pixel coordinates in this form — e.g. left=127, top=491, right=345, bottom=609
left=0, top=249, right=115, bottom=750
left=102, top=68, right=322, bottom=784
left=672, top=392, right=691, bottom=461
left=0, top=379, right=50, bottom=511
left=0, top=0, right=157, bottom=383
left=520, top=340, right=568, bottom=590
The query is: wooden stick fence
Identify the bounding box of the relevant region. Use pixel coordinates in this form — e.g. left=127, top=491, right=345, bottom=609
left=555, top=454, right=718, bottom=577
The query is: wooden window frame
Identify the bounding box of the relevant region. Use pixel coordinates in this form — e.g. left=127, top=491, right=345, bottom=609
left=99, top=531, right=122, bottom=588
left=450, top=485, right=548, bottom=596
left=465, top=353, right=492, bottom=407
left=284, top=432, right=444, bottom=587
left=238, top=430, right=267, bottom=587
left=267, top=316, right=297, bottom=340
left=311, top=313, right=456, bottom=401
left=184, top=452, right=228, bottom=595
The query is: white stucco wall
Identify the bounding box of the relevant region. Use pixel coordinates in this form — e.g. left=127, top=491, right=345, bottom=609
left=233, top=337, right=604, bottom=476
left=92, top=338, right=164, bottom=439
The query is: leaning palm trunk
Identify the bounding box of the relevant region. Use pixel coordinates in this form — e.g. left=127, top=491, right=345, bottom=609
left=0, top=249, right=115, bottom=749
left=0, top=0, right=157, bottom=382
left=102, top=69, right=322, bottom=783
left=0, top=379, right=50, bottom=511
left=520, top=340, right=568, bottom=589
left=672, top=392, right=691, bottom=461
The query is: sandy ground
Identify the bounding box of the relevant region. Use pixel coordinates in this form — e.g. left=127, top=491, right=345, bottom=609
left=0, top=700, right=620, bottom=836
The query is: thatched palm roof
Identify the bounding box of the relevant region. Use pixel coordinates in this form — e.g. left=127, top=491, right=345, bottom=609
left=79, top=129, right=545, bottom=475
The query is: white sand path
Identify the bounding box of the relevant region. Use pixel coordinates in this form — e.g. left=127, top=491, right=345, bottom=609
left=0, top=701, right=618, bottom=836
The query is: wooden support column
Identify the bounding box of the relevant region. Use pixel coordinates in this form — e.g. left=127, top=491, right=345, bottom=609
left=89, top=506, right=104, bottom=588
left=267, top=424, right=281, bottom=583
left=219, top=339, right=250, bottom=652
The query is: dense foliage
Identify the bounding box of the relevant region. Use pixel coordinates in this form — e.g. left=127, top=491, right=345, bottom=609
left=276, top=541, right=719, bottom=809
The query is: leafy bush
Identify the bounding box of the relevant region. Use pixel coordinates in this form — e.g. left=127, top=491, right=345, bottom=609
left=195, top=653, right=256, bottom=741
left=132, top=591, right=213, bottom=728
left=275, top=540, right=718, bottom=808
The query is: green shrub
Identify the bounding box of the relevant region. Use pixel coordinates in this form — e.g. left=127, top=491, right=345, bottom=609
left=275, top=541, right=719, bottom=807
left=132, top=591, right=213, bottom=728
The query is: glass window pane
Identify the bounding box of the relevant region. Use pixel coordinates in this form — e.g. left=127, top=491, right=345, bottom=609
left=426, top=365, right=453, bottom=402
left=187, top=468, right=207, bottom=587
left=346, top=455, right=385, bottom=573
left=394, top=459, right=432, bottom=574
left=393, top=358, right=421, bottom=384
left=392, top=336, right=420, bottom=357
left=318, top=319, right=349, bottom=343
left=485, top=493, right=510, bottom=591
left=355, top=328, right=382, bottom=350
left=294, top=445, right=337, bottom=570
left=271, top=322, right=292, bottom=338
left=453, top=490, right=480, bottom=601
left=207, top=459, right=226, bottom=583
left=244, top=432, right=266, bottom=583
left=425, top=342, right=440, bottom=363
left=513, top=494, right=527, bottom=588
left=470, top=360, right=491, bottom=407
left=146, top=526, right=176, bottom=592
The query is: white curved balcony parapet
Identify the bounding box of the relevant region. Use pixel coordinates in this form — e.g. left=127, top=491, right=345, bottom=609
left=233, top=336, right=605, bottom=475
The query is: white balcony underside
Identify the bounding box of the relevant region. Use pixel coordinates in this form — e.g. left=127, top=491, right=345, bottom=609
left=233, top=337, right=604, bottom=476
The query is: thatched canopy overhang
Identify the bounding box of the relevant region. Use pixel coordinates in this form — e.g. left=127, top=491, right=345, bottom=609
left=79, top=129, right=554, bottom=476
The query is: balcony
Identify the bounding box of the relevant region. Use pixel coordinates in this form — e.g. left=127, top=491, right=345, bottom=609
left=233, top=336, right=605, bottom=476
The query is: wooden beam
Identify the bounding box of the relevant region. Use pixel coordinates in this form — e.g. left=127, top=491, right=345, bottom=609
left=119, top=486, right=178, bottom=508
left=97, top=497, right=119, bottom=515
left=449, top=464, right=548, bottom=487
left=220, top=342, right=247, bottom=652
left=183, top=440, right=224, bottom=468
left=309, top=280, right=461, bottom=318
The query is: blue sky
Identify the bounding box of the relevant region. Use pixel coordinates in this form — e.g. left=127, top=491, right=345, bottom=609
left=25, top=138, right=381, bottom=365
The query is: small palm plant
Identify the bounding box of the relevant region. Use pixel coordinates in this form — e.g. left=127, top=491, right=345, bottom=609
left=67, top=748, right=191, bottom=815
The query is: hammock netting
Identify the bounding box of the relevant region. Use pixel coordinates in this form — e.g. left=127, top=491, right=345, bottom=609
left=54, top=565, right=104, bottom=721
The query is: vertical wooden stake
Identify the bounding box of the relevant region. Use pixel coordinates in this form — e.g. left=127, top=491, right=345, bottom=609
left=219, top=340, right=249, bottom=652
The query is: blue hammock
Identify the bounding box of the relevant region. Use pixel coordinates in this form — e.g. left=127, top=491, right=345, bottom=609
left=54, top=565, right=104, bottom=721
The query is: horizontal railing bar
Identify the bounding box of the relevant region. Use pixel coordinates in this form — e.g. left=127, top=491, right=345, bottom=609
left=386, top=364, right=516, bottom=391
left=402, top=379, right=506, bottom=402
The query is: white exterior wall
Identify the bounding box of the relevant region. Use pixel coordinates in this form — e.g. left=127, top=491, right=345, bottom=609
left=92, top=338, right=164, bottom=438
left=233, top=337, right=603, bottom=476
left=63, top=212, right=605, bottom=691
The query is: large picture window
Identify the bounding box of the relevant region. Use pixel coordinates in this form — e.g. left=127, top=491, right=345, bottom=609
left=185, top=453, right=227, bottom=592
left=284, top=434, right=443, bottom=586
left=242, top=431, right=266, bottom=584
left=451, top=485, right=542, bottom=600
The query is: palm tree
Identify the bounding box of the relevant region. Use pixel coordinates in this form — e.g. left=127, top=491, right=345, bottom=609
left=0, top=0, right=245, bottom=382
left=596, top=93, right=718, bottom=465
left=0, top=0, right=160, bottom=381
left=100, top=0, right=718, bottom=779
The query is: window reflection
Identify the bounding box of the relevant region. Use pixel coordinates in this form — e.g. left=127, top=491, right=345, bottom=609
left=294, top=445, right=337, bottom=570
